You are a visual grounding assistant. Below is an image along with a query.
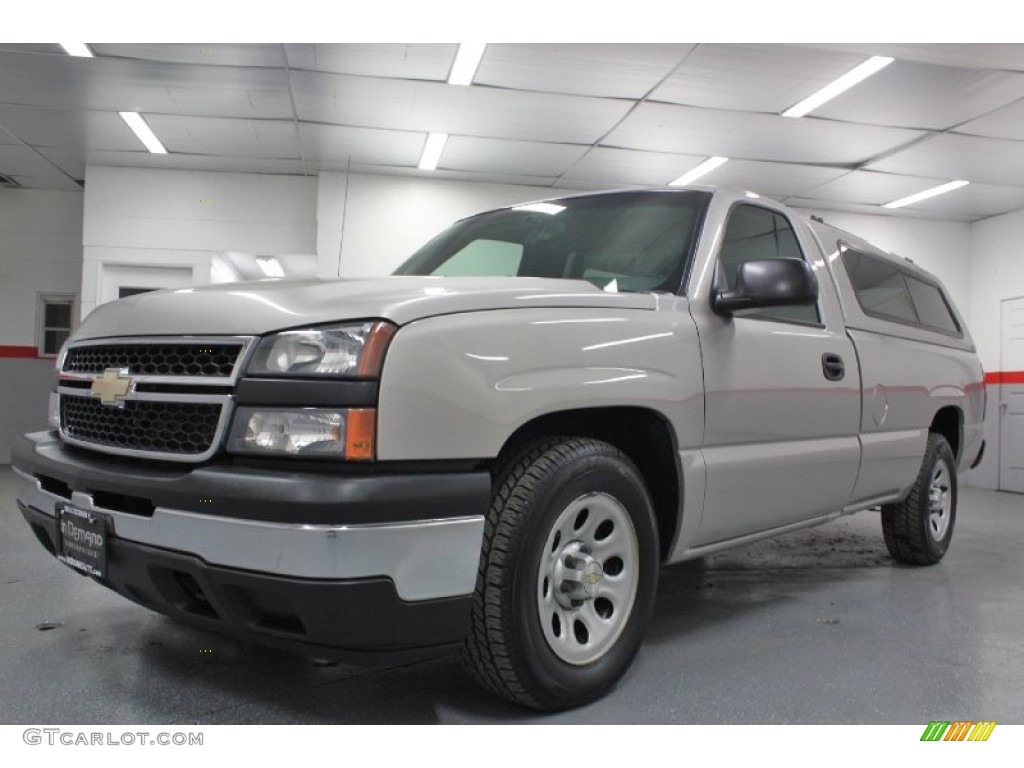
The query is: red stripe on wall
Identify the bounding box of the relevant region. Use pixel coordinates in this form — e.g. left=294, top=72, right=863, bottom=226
left=0, top=345, right=38, bottom=358
left=986, top=371, right=1024, bottom=384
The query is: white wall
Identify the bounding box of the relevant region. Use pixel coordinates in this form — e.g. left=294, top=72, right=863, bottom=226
left=0, top=188, right=84, bottom=463
left=966, top=208, right=1024, bottom=489
left=316, top=172, right=574, bottom=278
left=968, top=208, right=1024, bottom=373
left=0, top=189, right=84, bottom=344
left=81, top=166, right=318, bottom=319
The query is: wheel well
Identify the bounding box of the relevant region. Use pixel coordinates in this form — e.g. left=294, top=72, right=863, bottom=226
left=930, top=406, right=962, bottom=460
left=497, top=407, right=680, bottom=561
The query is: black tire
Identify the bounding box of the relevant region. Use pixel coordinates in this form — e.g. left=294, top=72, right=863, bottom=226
left=460, top=437, right=659, bottom=711
left=882, top=433, right=957, bottom=565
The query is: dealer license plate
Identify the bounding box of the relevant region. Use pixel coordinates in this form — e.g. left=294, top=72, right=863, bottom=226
left=56, top=503, right=108, bottom=579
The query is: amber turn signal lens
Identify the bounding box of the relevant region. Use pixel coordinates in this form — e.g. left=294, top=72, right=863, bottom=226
left=345, top=408, right=376, bottom=461
left=357, top=322, right=397, bottom=378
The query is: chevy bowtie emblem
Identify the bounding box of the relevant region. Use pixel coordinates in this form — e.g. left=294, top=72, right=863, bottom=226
left=91, top=368, right=134, bottom=407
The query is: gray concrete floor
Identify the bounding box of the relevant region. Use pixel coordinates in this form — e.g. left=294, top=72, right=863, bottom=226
left=1, top=465, right=1021, bottom=724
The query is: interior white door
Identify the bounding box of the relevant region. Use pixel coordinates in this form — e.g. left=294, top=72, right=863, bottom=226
left=999, top=297, right=1024, bottom=493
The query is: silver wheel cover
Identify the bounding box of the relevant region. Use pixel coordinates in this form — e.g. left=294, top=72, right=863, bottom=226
left=536, top=492, right=640, bottom=666
left=928, top=458, right=953, bottom=541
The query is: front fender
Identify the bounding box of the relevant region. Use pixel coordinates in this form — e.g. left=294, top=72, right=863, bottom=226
left=376, top=306, right=703, bottom=461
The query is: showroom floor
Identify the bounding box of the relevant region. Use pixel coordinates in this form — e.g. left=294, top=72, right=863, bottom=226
left=1, top=466, right=1020, bottom=725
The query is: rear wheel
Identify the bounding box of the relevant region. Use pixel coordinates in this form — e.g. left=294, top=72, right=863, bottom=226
left=882, top=433, right=957, bottom=565
left=460, top=437, right=659, bottom=710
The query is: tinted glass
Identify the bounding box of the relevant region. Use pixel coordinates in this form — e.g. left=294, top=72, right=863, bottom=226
left=43, top=329, right=69, bottom=356
left=906, top=275, right=960, bottom=334
left=395, top=191, right=708, bottom=293
left=44, top=302, right=72, bottom=328
left=718, top=205, right=819, bottom=324
left=843, top=250, right=919, bottom=324
left=432, top=239, right=523, bottom=276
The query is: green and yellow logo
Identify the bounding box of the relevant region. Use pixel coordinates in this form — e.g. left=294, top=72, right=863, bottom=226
left=921, top=721, right=997, bottom=742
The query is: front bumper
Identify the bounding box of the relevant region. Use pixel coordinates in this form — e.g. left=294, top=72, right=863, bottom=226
left=13, top=431, right=490, bottom=660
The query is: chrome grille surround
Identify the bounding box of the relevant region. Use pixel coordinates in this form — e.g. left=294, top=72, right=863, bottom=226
left=56, top=336, right=256, bottom=463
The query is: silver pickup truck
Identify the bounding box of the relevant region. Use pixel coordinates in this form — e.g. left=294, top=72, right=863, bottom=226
left=13, top=187, right=985, bottom=710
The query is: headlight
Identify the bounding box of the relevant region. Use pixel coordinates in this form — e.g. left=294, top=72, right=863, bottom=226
left=247, top=321, right=395, bottom=378
left=228, top=407, right=376, bottom=460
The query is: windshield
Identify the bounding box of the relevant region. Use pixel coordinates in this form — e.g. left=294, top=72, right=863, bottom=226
left=394, top=190, right=709, bottom=293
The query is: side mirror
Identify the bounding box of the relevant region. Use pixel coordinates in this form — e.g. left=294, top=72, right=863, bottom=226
left=712, top=258, right=818, bottom=316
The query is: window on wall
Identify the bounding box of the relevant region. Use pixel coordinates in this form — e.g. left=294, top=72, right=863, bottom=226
left=717, top=204, right=820, bottom=325
left=37, top=294, right=75, bottom=357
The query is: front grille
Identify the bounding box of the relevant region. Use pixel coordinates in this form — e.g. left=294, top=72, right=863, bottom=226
left=61, top=395, right=222, bottom=456
left=64, top=343, right=243, bottom=377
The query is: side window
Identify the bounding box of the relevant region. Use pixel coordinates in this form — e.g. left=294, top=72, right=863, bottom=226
left=842, top=251, right=918, bottom=323
left=842, top=249, right=961, bottom=336
left=718, top=205, right=819, bottom=324
left=431, top=239, right=523, bottom=277
left=905, top=276, right=961, bottom=335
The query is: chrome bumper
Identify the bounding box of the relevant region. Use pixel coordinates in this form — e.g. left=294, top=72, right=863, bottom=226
left=13, top=465, right=484, bottom=602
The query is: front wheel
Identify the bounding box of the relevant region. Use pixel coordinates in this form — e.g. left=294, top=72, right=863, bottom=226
left=460, top=437, right=659, bottom=710
left=882, top=433, right=957, bottom=565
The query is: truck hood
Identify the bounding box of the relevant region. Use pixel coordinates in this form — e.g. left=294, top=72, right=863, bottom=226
left=73, top=276, right=659, bottom=339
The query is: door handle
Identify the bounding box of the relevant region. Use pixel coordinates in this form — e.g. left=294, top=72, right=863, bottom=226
left=822, top=353, right=845, bottom=381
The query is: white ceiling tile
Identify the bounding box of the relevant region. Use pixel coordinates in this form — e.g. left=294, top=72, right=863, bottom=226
left=35, top=148, right=86, bottom=179
left=786, top=198, right=970, bottom=222
left=290, top=72, right=633, bottom=144
left=0, top=144, right=63, bottom=175
left=441, top=137, right=588, bottom=177
left=786, top=196, right=973, bottom=222
left=955, top=99, right=1024, bottom=141
left=0, top=105, right=140, bottom=150
left=0, top=42, right=1021, bottom=220
left=558, top=152, right=849, bottom=197
left=6, top=174, right=82, bottom=191
left=345, top=164, right=559, bottom=189
left=604, top=103, right=925, bottom=164
left=890, top=181, right=1024, bottom=219
left=285, top=44, right=457, bottom=80
left=813, top=61, right=1024, bottom=130
left=145, top=115, right=300, bottom=158
left=559, top=146, right=704, bottom=186
left=869, top=133, right=1024, bottom=188
left=475, top=44, right=692, bottom=98
left=298, top=123, right=424, bottom=166
left=795, top=170, right=948, bottom=206
left=90, top=44, right=288, bottom=68
left=0, top=50, right=294, bottom=118
left=798, top=43, right=1024, bottom=73
left=651, top=44, right=865, bottom=113
left=0, top=145, right=81, bottom=188
left=77, top=150, right=310, bottom=176
left=693, top=159, right=850, bottom=198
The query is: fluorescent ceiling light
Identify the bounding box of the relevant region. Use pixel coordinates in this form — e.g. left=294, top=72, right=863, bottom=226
left=60, top=43, right=93, bottom=58
left=783, top=56, right=894, bottom=118
left=883, top=180, right=970, bottom=209
left=669, top=157, right=729, bottom=186
left=256, top=257, right=285, bottom=278
left=118, top=111, right=167, bottom=154
left=418, top=132, right=448, bottom=170
left=448, top=43, right=486, bottom=85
